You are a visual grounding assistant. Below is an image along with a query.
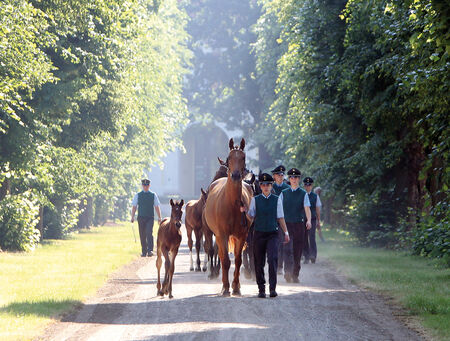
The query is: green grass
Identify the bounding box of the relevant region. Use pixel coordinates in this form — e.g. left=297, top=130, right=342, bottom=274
left=0, top=221, right=152, bottom=341
left=319, top=228, right=450, bottom=340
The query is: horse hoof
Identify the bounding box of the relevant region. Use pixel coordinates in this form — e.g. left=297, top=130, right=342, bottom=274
left=158, top=290, right=164, bottom=296
left=190, top=267, right=194, bottom=271
left=195, top=267, right=201, bottom=272
left=202, top=267, right=207, bottom=272
left=169, top=294, right=173, bottom=299
left=221, top=288, right=230, bottom=297
left=232, top=289, right=241, bottom=296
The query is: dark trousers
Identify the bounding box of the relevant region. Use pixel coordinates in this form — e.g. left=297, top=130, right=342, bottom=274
left=277, top=227, right=284, bottom=270
left=253, top=230, right=279, bottom=292
left=283, top=221, right=307, bottom=279
left=304, top=219, right=317, bottom=260
left=138, top=216, right=154, bottom=254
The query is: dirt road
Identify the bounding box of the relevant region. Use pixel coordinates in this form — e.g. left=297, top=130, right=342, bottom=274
left=39, top=232, right=423, bottom=341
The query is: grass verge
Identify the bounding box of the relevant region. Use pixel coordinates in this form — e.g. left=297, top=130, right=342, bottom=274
left=0, top=221, right=154, bottom=341
left=319, top=228, right=450, bottom=340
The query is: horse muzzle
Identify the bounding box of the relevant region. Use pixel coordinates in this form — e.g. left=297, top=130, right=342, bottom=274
left=231, top=170, right=241, bottom=181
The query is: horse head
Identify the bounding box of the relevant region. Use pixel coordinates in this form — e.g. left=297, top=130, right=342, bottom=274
left=227, top=138, right=246, bottom=182
left=200, top=188, right=208, bottom=204
left=170, top=199, right=184, bottom=229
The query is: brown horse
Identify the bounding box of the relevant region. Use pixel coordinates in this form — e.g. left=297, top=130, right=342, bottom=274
left=204, top=138, right=253, bottom=296
left=185, top=188, right=208, bottom=272
left=156, top=199, right=184, bottom=298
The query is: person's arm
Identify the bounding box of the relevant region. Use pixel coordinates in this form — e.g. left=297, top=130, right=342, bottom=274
left=316, top=195, right=322, bottom=229
left=131, top=193, right=138, bottom=222
left=155, top=206, right=162, bottom=224
left=277, top=196, right=289, bottom=243
left=304, top=193, right=312, bottom=229
left=240, top=197, right=255, bottom=225
left=131, top=206, right=137, bottom=223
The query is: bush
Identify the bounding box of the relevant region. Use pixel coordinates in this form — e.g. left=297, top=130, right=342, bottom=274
left=43, top=199, right=81, bottom=239
left=411, top=200, right=450, bottom=266
left=0, top=193, right=40, bottom=251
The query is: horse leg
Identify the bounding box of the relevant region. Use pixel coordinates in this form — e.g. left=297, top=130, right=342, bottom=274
left=162, top=248, right=170, bottom=295
left=242, top=245, right=251, bottom=279
left=213, top=241, right=221, bottom=278
left=186, top=223, right=194, bottom=271
left=204, top=229, right=215, bottom=278
left=156, top=246, right=163, bottom=296
left=216, top=235, right=230, bottom=296
left=194, top=229, right=202, bottom=271
left=168, top=248, right=178, bottom=299
left=232, top=237, right=245, bottom=296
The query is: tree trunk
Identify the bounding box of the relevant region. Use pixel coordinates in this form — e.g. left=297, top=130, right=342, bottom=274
left=0, top=178, right=11, bottom=201
left=405, top=141, right=425, bottom=230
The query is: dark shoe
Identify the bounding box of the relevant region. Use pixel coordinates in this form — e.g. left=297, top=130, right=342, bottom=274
left=269, top=290, right=278, bottom=298
left=311, top=258, right=316, bottom=264
left=304, top=258, right=309, bottom=264
left=147, top=251, right=153, bottom=257
left=292, top=277, right=300, bottom=283
left=258, top=292, right=266, bottom=298
left=141, top=253, right=147, bottom=257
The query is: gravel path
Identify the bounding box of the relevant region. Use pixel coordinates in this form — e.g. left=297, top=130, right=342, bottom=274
left=38, top=229, right=424, bottom=341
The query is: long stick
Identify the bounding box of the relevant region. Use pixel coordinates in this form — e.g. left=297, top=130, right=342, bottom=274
left=131, top=222, right=137, bottom=243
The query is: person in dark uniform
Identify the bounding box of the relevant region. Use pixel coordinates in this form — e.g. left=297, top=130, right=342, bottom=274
left=131, top=179, right=162, bottom=257
left=303, top=177, right=322, bottom=264
left=271, top=165, right=290, bottom=274
left=241, top=173, right=289, bottom=298
left=279, top=168, right=312, bottom=283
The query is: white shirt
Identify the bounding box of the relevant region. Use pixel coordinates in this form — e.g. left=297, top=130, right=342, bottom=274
left=247, top=193, right=284, bottom=219
left=131, top=190, right=161, bottom=207
left=278, top=187, right=311, bottom=206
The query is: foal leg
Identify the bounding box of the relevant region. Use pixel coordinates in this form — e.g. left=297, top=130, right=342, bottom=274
left=168, top=247, right=179, bottom=299
left=156, top=246, right=163, bottom=296
left=194, top=229, right=202, bottom=271
left=217, top=235, right=230, bottom=296
left=232, top=236, right=245, bottom=296
left=162, top=248, right=170, bottom=295
left=186, top=223, right=194, bottom=271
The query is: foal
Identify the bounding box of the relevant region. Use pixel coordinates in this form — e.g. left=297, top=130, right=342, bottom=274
left=156, top=199, right=184, bottom=298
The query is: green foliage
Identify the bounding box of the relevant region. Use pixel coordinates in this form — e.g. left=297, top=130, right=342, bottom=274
left=411, top=199, right=450, bottom=265
left=254, top=0, right=449, bottom=259
left=0, top=193, right=40, bottom=251
left=1, top=0, right=190, bottom=247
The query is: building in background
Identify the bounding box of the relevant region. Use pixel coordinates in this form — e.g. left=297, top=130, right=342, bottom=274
left=147, top=122, right=258, bottom=202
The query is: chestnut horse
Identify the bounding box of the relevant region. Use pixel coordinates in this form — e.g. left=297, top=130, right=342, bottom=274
left=185, top=188, right=208, bottom=271
left=204, top=138, right=253, bottom=296
left=156, top=199, right=184, bottom=298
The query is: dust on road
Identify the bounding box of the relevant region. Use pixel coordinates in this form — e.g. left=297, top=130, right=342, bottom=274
left=38, top=230, right=423, bottom=341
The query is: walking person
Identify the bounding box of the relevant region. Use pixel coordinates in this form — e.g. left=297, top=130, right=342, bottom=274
left=279, top=168, right=312, bottom=283
left=271, top=165, right=290, bottom=274
left=303, top=177, right=321, bottom=264
left=131, top=179, right=162, bottom=257
left=241, top=173, right=289, bottom=298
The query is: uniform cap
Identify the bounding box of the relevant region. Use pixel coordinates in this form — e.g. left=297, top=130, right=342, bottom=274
left=141, top=179, right=151, bottom=185
left=271, top=165, right=286, bottom=174
left=259, top=173, right=274, bottom=183
left=303, top=177, right=314, bottom=184
left=287, top=168, right=301, bottom=177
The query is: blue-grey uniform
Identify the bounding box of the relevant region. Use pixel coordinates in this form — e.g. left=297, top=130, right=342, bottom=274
left=303, top=177, right=322, bottom=263
left=132, top=183, right=161, bottom=256
left=272, top=180, right=290, bottom=272
left=248, top=174, right=284, bottom=296
left=279, top=168, right=310, bottom=281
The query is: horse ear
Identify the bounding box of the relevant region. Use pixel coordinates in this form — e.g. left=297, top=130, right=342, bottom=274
left=180, top=199, right=184, bottom=207
left=218, top=157, right=226, bottom=166
left=170, top=198, right=174, bottom=206
left=250, top=173, right=255, bottom=184
left=201, top=188, right=206, bottom=196
left=229, top=138, right=234, bottom=150
left=240, top=138, right=245, bottom=151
